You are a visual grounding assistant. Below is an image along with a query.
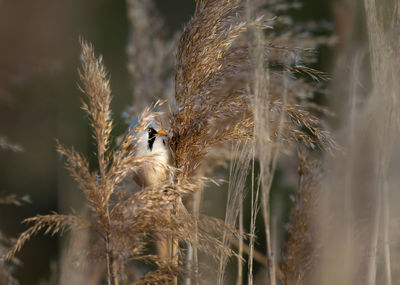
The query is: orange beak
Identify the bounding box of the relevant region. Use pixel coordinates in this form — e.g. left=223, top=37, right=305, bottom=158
left=157, top=129, right=167, bottom=136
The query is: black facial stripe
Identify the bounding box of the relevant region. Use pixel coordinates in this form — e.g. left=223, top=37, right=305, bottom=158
left=147, top=127, right=158, bottom=151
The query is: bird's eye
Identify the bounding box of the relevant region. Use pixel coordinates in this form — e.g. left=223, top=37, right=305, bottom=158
left=147, top=128, right=151, bottom=133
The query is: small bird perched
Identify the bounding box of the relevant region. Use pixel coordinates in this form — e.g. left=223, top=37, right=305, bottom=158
left=129, top=119, right=170, bottom=188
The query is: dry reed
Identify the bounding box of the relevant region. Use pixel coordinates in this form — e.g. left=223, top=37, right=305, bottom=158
left=280, top=151, right=320, bottom=284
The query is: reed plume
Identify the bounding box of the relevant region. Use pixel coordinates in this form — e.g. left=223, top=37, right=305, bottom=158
left=281, top=152, right=320, bottom=284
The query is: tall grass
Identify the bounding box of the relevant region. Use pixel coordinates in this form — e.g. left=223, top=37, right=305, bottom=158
left=3, top=0, right=399, bottom=284
left=312, top=1, right=400, bottom=284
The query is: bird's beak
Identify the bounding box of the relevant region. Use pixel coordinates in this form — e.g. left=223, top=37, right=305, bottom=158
left=157, top=129, right=167, bottom=136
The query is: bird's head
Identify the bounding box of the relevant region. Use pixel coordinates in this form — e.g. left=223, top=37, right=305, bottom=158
left=147, top=127, right=167, bottom=151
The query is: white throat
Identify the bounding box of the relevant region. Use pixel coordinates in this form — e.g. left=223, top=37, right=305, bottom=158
left=133, top=129, right=170, bottom=188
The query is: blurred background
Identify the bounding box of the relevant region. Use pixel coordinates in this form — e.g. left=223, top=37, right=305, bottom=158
left=0, top=0, right=338, bottom=283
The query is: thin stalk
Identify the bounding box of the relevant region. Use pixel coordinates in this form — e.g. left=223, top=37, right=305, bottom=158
left=186, top=243, right=193, bottom=285
left=366, top=108, right=390, bottom=285
left=218, top=142, right=251, bottom=285
left=379, top=95, right=393, bottom=285
left=187, top=189, right=202, bottom=285
left=172, top=234, right=179, bottom=285
left=258, top=56, right=287, bottom=285
left=382, top=179, right=392, bottom=285
left=99, top=154, right=116, bottom=285
left=106, top=238, right=112, bottom=285
left=236, top=199, right=243, bottom=285
left=342, top=51, right=362, bottom=281
left=248, top=146, right=260, bottom=285
left=185, top=201, right=194, bottom=285
left=363, top=1, right=395, bottom=283
left=193, top=189, right=201, bottom=285
left=105, top=212, right=118, bottom=285
left=260, top=198, right=275, bottom=285
left=366, top=166, right=382, bottom=285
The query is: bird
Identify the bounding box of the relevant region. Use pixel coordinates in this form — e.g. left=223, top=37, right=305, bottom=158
left=129, top=119, right=171, bottom=188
